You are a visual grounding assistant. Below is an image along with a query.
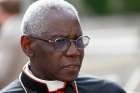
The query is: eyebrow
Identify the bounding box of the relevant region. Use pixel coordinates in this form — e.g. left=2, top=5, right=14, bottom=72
left=50, top=34, right=82, bottom=40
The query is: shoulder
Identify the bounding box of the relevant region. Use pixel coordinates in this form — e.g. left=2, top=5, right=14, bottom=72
left=0, top=79, right=25, bottom=93
left=76, top=75, right=126, bottom=93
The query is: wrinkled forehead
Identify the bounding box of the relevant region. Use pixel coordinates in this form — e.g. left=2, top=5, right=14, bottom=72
left=47, top=7, right=78, bottom=21
left=40, top=9, right=82, bottom=39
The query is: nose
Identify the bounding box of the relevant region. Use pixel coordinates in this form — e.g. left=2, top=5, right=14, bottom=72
left=65, top=41, right=81, bottom=57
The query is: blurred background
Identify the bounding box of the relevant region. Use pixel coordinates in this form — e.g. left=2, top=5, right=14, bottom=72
left=0, top=0, right=140, bottom=93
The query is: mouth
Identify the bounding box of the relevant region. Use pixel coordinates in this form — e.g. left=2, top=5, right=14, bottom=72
left=63, top=65, right=80, bottom=71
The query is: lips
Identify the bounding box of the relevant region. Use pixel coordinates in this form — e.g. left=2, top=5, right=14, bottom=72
left=63, top=64, right=80, bottom=71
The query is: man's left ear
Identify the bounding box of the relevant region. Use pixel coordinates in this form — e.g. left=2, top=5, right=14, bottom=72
left=21, top=35, right=34, bottom=57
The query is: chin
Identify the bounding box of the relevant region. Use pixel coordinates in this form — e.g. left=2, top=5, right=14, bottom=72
left=59, top=73, right=79, bottom=82
left=56, top=68, right=80, bottom=81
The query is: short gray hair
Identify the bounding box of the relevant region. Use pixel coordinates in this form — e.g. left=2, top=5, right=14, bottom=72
left=21, top=0, right=79, bottom=36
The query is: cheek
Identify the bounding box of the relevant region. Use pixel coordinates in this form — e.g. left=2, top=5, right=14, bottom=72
left=37, top=46, right=63, bottom=67
left=35, top=48, right=63, bottom=74
left=45, top=49, right=63, bottom=63
left=79, top=49, right=84, bottom=60
left=43, top=52, right=64, bottom=77
left=34, top=43, right=54, bottom=59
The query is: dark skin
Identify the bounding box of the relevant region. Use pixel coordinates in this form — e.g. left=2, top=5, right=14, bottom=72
left=21, top=8, right=84, bottom=81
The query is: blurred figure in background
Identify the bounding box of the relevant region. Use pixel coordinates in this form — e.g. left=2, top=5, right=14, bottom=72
left=0, top=0, right=27, bottom=88
left=0, top=24, right=1, bottom=35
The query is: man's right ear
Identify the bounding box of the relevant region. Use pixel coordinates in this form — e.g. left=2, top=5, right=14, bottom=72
left=21, top=35, right=34, bottom=57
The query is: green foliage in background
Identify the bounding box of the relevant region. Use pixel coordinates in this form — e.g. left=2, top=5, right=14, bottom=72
left=82, top=0, right=108, bottom=15
left=82, top=0, right=140, bottom=15
left=124, top=0, right=140, bottom=13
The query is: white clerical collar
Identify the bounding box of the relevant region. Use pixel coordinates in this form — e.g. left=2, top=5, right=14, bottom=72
left=23, top=62, right=66, bottom=92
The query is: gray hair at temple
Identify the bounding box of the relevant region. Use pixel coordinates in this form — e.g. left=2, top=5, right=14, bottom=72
left=21, top=0, right=80, bottom=36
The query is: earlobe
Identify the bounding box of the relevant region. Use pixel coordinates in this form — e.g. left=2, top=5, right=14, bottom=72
left=21, top=35, right=34, bottom=57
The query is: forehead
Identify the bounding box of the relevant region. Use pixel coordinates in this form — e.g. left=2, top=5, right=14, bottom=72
left=40, top=8, right=82, bottom=39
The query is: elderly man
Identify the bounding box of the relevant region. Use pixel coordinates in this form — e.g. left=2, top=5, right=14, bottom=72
left=1, top=0, right=126, bottom=93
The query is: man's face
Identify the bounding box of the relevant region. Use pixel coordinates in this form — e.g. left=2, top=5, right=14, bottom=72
left=30, top=9, right=84, bottom=81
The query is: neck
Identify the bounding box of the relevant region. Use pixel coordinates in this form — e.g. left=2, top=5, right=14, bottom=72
left=22, top=62, right=67, bottom=92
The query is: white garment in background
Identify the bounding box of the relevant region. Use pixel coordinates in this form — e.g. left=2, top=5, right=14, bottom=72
left=0, top=15, right=27, bottom=87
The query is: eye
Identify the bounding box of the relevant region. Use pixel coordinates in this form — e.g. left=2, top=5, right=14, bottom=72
left=76, top=38, right=84, bottom=48
left=76, top=36, right=90, bottom=48
left=54, top=38, right=69, bottom=49
left=55, top=38, right=67, bottom=43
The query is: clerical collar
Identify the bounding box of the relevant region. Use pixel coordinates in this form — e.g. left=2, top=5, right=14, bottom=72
left=22, top=62, right=66, bottom=92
